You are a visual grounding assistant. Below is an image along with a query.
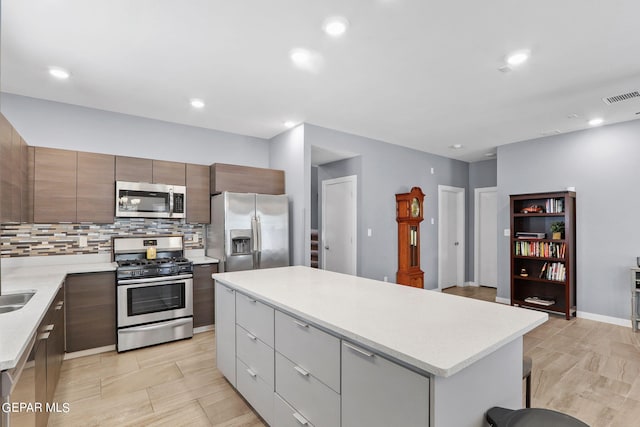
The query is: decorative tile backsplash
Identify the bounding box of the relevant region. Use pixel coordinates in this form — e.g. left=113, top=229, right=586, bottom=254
left=0, top=219, right=205, bottom=257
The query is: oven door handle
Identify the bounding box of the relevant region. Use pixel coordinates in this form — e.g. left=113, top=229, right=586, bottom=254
left=118, top=274, right=193, bottom=285
left=119, top=318, right=192, bottom=333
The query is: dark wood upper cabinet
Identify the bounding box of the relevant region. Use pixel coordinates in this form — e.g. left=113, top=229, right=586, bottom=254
left=115, top=156, right=153, bottom=183
left=211, top=163, right=285, bottom=195
left=0, top=114, right=29, bottom=223
left=153, top=160, right=186, bottom=185
left=0, top=114, right=14, bottom=222
left=77, top=152, right=115, bottom=223
left=186, top=163, right=210, bottom=224
left=33, top=147, right=77, bottom=223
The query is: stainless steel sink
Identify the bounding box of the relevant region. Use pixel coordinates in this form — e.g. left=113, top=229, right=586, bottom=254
left=0, top=291, right=36, bottom=313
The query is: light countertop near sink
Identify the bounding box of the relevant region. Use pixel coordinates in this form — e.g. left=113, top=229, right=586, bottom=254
left=0, top=254, right=116, bottom=371
left=0, top=252, right=218, bottom=371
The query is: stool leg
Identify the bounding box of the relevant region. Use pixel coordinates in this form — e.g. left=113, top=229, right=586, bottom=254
left=525, top=373, right=531, bottom=408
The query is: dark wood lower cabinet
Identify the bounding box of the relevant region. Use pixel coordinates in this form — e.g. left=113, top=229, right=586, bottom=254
left=33, top=286, right=65, bottom=427
left=65, top=272, right=116, bottom=352
left=193, top=263, right=218, bottom=327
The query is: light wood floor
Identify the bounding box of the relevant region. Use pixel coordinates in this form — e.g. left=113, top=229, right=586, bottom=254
left=46, top=290, right=640, bottom=426
left=443, top=285, right=640, bottom=426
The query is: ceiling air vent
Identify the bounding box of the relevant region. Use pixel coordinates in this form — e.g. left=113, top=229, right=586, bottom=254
left=602, top=91, right=640, bottom=105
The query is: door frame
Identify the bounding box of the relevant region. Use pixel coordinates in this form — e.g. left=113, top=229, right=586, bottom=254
left=437, top=185, right=465, bottom=291
left=321, top=175, right=357, bottom=274
left=474, top=186, right=497, bottom=288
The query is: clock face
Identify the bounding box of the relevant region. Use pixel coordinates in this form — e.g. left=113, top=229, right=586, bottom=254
left=411, top=197, right=420, bottom=217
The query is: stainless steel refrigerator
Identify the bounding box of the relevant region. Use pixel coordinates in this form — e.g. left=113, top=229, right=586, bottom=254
left=206, top=192, right=289, bottom=272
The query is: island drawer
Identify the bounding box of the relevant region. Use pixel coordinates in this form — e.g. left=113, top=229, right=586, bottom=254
left=236, top=358, right=274, bottom=425
left=274, top=310, right=340, bottom=392
left=236, top=292, right=274, bottom=347
left=341, top=340, right=430, bottom=427
left=236, top=324, right=274, bottom=386
left=274, top=393, right=317, bottom=427
left=275, top=352, right=340, bottom=427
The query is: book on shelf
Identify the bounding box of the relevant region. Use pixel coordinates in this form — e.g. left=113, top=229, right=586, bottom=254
left=516, top=232, right=546, bottom=239
left=514, top=241, right=566, bottom=258
left=524, top=296, right=555, bottom=306
left=544, top=198, right=564, bottom=214
left=536, top=261, right=566, bottom=281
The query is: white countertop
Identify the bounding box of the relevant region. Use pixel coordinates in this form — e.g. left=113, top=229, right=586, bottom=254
left=213, top=266, right=547, bottom=377
left=0, top=258, right=117, bottom=371
left=0, top=252, right=217, bottom=371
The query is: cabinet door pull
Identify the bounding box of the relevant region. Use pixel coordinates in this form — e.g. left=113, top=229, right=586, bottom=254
left=344, top=341, right=374, bottom=358
left=38, top=332, right=50, bottom=341
left=246, top=332, right=257, bottom=341
left=55, top=301, right=64, bottom=310
left=292, top=412, right=309, bottom=425
left=293, top=319, right=309, bottom=328
left=42, top=324, right=54, bottom=332
left=293, top=365, right=309, bottom=377
left=246, top=368, right=257, bottom=378
left=224, top=287, right=234, bottom=294
left=247, top=297, right=257, bottom=303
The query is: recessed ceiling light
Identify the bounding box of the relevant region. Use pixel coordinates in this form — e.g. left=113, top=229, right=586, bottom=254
left=190, top=98, right=205, bottom=109
left=284, top=121, right=296, bottom=128
left=48, top=66, right=70, bottom=79
left=450, top=144, right=464, bottom=150
left=588, top=117, right=604, bottom=126
left=290, top=48, right=312, bottom=66
left=506, top=50, right=530, bottom=66
left=323, top=17, right=349, bottom=37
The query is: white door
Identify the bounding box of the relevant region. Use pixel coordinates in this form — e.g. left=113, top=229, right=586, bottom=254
left=322, top=175, right=357, bottom=275
left=475, top=187, right=497, bottom=287
left=438, top=186, right=465, bottom=290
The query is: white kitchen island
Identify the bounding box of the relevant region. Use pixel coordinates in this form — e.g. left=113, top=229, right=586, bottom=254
left=213, top=266, right=547, bottom=427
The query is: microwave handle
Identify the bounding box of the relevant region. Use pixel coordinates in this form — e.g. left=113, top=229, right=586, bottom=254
left=169, top=188, right=174, bottom=216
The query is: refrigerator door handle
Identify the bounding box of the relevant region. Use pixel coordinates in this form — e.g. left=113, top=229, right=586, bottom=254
left=256, top=216, right=262, bottom=268
left=251, top=216, right=258, bottom=268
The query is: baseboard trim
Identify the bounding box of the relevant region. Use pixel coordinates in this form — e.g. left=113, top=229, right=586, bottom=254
left=576, top=311, right=631, bottom=328
left=194, top=324, right=215, bottom=334
left=495, top=297, right=510, bottom=305
left=64, top=345, right=115, bottom=360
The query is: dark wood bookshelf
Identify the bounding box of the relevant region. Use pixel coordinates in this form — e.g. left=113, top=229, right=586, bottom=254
left=510, top=191, right=576, bottom=319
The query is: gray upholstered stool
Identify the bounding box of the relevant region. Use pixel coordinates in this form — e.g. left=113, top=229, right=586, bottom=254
left=486, top=407, right=589, bottom=426
left=522, top=356, right=532, bottom=408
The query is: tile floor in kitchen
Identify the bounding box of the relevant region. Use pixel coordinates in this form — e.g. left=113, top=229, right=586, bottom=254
left=45, top=287, right=640, bottom=426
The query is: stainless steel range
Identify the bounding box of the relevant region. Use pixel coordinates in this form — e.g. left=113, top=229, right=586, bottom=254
left=113, top=236, right=194, bottom=352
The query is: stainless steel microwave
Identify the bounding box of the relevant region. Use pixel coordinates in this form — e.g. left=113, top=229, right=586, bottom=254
left=115, top=181, right=186, bottom=219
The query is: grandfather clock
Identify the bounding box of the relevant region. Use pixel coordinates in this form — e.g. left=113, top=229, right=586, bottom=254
left=396, top=187, right=425, bottom=288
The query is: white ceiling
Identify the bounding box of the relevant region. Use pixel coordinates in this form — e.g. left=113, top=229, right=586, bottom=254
left=2, top=0, right=640, bottom=162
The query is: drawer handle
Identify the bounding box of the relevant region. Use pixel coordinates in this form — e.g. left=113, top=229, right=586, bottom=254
left=225, top=287, right=234, bottom=293
left=247, top=298, right=257, bottom=303
left=246, top=332, right=257, bottom=341
left=344, top=342, right=374, bottom=358
left=293, top=319, right=309, bottom=328
left=246, top=368, right=257, bottom=378
left=42, top=324, right=54, bottom=332
left=38, top=332, right=50, bottom=341
left=55, top=301, right=64, bottom=310
left=292, top=412, right=309, bottom=425
left=293, top=365, right=309, bottom=377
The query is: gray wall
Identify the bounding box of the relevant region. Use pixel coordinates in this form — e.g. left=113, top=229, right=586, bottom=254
left=316, top=156, right=363, bottom=274
left=311, top=166, right=319, bottom=229
left=269, top=125, right=309, bottom=267
left=0, top=93, right=270, bottom=166
left=498, top=119, right=640, bottom=320
left=467, top=159, right=498, bottom=282
left=305, top=124, right=469, bottom=289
